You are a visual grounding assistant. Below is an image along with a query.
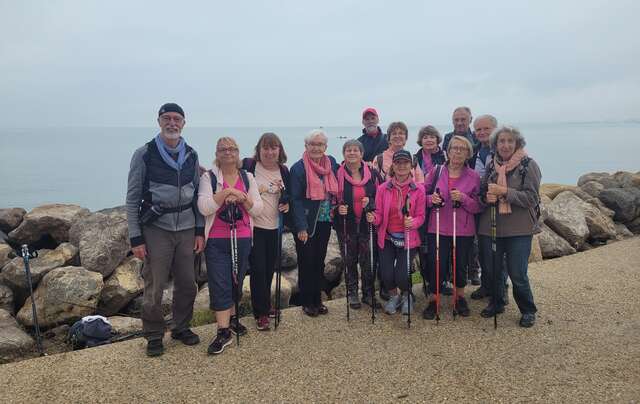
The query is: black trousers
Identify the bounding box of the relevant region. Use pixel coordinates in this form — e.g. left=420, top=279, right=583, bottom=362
left=295, top=222, right=332, bottom=308
left=379, top=240, right=417, bottom=293
left=336, top=225, right=375, bottom=298
left=424, top=233, right=473, bottom=295
left=249, top=227, right=279, bottom=317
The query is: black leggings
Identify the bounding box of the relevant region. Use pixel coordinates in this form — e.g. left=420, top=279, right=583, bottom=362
left=249, top=227, right=279, bottom=317
left=425, top=233, right=473, bottom=295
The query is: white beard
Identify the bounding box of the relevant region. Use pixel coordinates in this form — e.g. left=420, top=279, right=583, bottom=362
left=162, top=130, right=181, bottom=140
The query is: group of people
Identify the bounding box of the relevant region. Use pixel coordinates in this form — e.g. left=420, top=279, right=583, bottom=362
left=126, top=103, right=541, bottom=358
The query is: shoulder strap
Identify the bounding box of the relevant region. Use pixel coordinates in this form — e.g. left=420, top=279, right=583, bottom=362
left=240, top=169, right=250, bottom=191
left=519, top=157, right=531, bottom=188
left=208, top=170, right=217, bottom=194
left=376, top=154, right=384, bottom=174
left=427, top=165, right=443, bottom=195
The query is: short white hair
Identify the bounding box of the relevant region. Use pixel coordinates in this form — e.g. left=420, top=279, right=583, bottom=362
left=305, top=129, right=328, bottom=145
left=474, top=114, right=498, bottom=128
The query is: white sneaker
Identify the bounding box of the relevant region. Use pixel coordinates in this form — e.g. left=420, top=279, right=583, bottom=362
left=384, top=294, right=402, bottom=315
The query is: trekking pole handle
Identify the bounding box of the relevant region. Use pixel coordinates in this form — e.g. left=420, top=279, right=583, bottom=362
left=433, top=187, right=444, bottom=208
left=20, top=245, right=38, bottom=259
left=452, top=187, right=461, bottom=209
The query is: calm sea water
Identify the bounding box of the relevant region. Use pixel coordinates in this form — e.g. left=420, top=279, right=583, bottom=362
left=1, top=123, right=638, bottom=211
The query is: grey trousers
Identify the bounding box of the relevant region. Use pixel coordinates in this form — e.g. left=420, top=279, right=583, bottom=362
left=141, top=225, right=198, bottom=341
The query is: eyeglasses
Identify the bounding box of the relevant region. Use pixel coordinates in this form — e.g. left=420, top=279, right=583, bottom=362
left=160, top=115, right=184, bottom=124
left=217, top=147, right=238, bottom=154
left=449, top=146, right=468, bottom=153
left=306, top=142, right=327, bottom=148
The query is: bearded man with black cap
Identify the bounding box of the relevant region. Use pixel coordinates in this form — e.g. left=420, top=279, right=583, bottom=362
left=126, top=103, right=205, bottom=357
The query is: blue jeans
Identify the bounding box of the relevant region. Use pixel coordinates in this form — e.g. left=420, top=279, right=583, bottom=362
left=478, top=235, right=537, bottom=314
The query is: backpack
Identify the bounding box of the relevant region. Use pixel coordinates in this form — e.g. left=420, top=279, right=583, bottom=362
left=68, top=316, right=113, bottom=350
left=486, top=156, right=540, bottom=220
left=208, top=169, right=250, bottom=194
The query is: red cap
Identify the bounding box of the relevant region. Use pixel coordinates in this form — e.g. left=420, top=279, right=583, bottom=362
left=362, top=107, right=378, bottom=119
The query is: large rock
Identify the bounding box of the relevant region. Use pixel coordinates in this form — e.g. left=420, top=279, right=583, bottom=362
left=545, top=191, right=590, bottom=250
left=528, top=234, right=543, bottom=263
left=626, top=217, right=640, bottom=234
left=0, top=243, right=78, bottom=302
left=539, top=184, right=589, bottom=200
left=0, top=284, right=14, bottom=314
left=612, top=171, right=640, bottom=189
left=538, top=224, right=576, bottom=259
left=0, top=208, right=26, bottom=233
left=540, top=194, right=552, bottom=222
left=282, top=268, right=299, bottom=296
left=0, top=244, right=14, bottom=268
left=108, top=316, right=142, bottom=335
left=598, top=188, right=639, bottom=223
left=580, top=202, right=617, bottom=240
left=8, top=204, right=90, bottom=245
left=69, top=210, right=130, bottom=278
left=0, top=230, right=8, bottom=244
left=614, top=223, right=634, bottom=240
left=16, top=266, right=103, bottom=328
left=280, top=232, right=297, bottom=269
left=577, top=172, right=620, bottom=189
left=98, top=257, right=144, bottom=316
left=586, top=197, right=615, bottom=218
left=0, top=309, right=34, bottom=364
left=579, top=181, right=604, bottom=198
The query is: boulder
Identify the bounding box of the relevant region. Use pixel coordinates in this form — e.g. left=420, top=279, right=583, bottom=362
left=612, top=171, right=640, bottom=189
left=626, top=217, right=640, bottom=234
left=579, top=181, right=604, bottom=198
left=282, top=268, right=299, bottom=296
left=16, top=266, right=103, bottom=328
left=580, top=202, right=617, bottom=240
left=193, top=285, right=211, bottom=314
left=98, top=257, right=144, bottom=316
left=108, top=316, right=142, bottom=335
left=538, top=224, right=576, bottom=259
left=586, top=197, right=615, bottom=218
left=8, top=204, right=90, bottom=245
left=0, top=244, right=14, bottom=269
left=0, top=230, right=8, bottom=244
left=0, top=243, right=78, bottom=302
left=614, top=223, right=634, bottom=240
left=545, top=191, right=590, bottom=250
left=123, top=295, right=143, bottom=317
left=0, top=208, right=26, bottom=233
left=0, top=309, right=34, bottom=364
left=280, top=232, right=297, bottom=269
left=540, top=195, right=552, bottom=222
left=539, top=184, right=589, bottom=200
left=528, top=234, right=543, bottom=263
left=0, top=284, right=14, bottom=314
left=577, top=172, right=611, bottom=187
left=69, top=210, right=130, bottom=278
left=598, top=188, right=639, bottom=223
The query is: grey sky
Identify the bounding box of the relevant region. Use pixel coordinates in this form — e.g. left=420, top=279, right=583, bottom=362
left=1, top=0, right=639, bottom=127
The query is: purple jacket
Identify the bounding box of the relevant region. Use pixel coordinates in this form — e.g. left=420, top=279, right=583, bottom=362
left=425, top=165, right=481, bottom=237
left=372, top=180, right=426, bottom=249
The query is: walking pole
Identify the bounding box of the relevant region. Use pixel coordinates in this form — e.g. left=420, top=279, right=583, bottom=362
left=452, top=189, right=460, bottom=320
left=229, top=203, right=241, bottom=346
left=342, top=203, right=350, bottom=322
left=21, top=245, right=45, bottom=356
left=435, top=188, right=442, bottom=324
left=402, top=196, right=411, bottom=329
left=275, top=193, right=289, bottom=330
left=490, top=202, right=498, bottom=330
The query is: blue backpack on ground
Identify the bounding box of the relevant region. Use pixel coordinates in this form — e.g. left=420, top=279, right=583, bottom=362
left=68, top=316, right=113, bottom=350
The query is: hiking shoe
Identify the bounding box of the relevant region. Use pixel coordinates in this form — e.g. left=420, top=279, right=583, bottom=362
left=362, top=294, right=382, bottom=309
left=207, top=328, right=232, bottom=355
left=348, top=294, right=362, bottom=309
left=400, top=293, right=414, bottom=315
left=471, top=287, right=489, bottom=300
left=171, top=329, right=200, bottom=346
left=230, top=316, right=248, bottom=336
left=422, top=301, right=437, bottom=320
left=268, top=308, right=281, bottom=319
left=480, top=304, right=505, bottom=318
left=302, top=306, right=319, bottom=317
left=146, top=339, right=164, bottom=357
left=317, top=304, right=329, bottom=315
left=454, top=296, right=470, bottom=317
left=256, top=315, right=270, bottom=331
left=519, top=313, right=536, bottom=328
left=470, top=272, right=481, bottom=286
left=384, top=294, right=402, bottom=315
left=441, top=282, right=453, bottom=296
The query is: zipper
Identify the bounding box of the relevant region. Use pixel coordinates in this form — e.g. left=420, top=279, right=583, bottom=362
left=309, top=201, right=321, bottom=238
left=174, top=151, right=191, bottom=231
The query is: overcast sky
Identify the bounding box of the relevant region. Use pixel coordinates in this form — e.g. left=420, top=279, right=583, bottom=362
left=1, top=0, right=639, bottom=127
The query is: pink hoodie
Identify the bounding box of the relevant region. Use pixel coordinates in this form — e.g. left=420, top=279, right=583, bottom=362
left=372, top=180, right=426, bottom=249
left=425, top=165, right=481, bottom=237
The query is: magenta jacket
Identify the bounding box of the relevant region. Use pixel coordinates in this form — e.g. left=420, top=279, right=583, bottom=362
left=372, top=180, right=426, bottom=249
left=425, top=165, right=481, bottom=237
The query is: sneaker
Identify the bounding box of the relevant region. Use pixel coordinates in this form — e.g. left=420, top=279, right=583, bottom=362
left=384, top=294, right=402, bottom=315
left=454, top=296, right=470, bottom=317
left=171, top=329, right=200, bottom=346
left=470, top=287, right=489, bottom=300
left=422, top=301, right=437, bottom=320
left=317, top=304, right=329, bottom=315
left=268, top=308, right=281, bottom=319
left=348, top=294, right=362, bottom=310
left=519, top=313, right=536, bottom=328
left=302, top=306, right=319, bottom=317
left=470, top=272, right=481, bottom=286
left=146, top=339, right=164, bottom=357
left=207, top=328, right=233, bottom=355
left=400, top=293, right=414, bottom=315
left=361, top=294, right=382, bottom=309
left=441, top=282, right=453, bottom=296
left=230, top=316, right=248, bottom=336
left=480, top=303, right=505, bottom=318
left=256, top=315, right=270, bottom=331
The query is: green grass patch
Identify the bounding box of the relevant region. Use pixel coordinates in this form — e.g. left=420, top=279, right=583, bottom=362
left=411, top=271, right=424, bottom=285
left=190, top=310, right=215, bottom=327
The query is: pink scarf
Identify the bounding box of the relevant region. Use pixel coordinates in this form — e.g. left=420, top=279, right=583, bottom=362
left=390, top=176, right=413, bottom=213
left=303, top=151, right=339, bottom=201
left=494, top=148, right=527, bottom=214
left=337, top=163, right=372, bottom=202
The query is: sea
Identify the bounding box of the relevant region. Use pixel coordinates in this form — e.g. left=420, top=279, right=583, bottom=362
left=1, top=122, right=638, bottom=211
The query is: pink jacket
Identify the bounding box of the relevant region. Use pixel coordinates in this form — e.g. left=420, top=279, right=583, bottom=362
left=372, top=180, right=426, bottom=249
left=425, top=165, right=481, bottom=237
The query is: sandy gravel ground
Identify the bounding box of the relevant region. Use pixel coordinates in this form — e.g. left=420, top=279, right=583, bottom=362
left=1, top=238, right=639, bottom=403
